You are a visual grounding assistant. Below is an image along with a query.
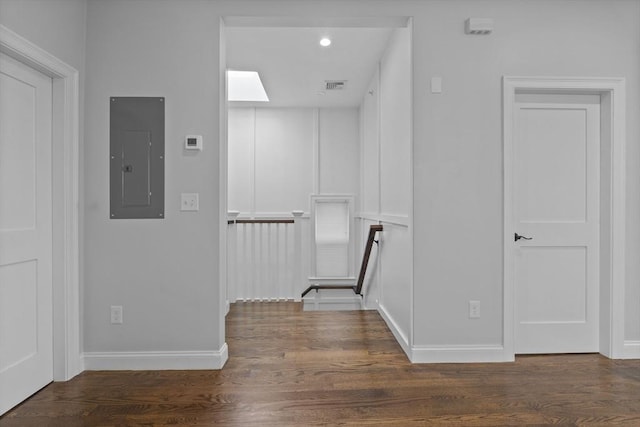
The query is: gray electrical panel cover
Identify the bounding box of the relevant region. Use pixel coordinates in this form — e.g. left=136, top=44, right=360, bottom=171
left=110, top=97, right=165, bottom=219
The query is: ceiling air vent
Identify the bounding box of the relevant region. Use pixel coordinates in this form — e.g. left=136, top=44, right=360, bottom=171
left=325, top=80, right=347, bottom=90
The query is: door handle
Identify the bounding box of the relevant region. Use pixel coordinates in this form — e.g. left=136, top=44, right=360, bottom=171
left=514, top=233, right=533, bottom=242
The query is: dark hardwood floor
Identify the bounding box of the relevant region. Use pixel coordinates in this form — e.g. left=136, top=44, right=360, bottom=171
left=2, top=302, right=640, bottom=426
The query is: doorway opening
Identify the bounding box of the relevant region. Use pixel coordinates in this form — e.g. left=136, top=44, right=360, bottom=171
left=219, top=16, right=413, bottom=356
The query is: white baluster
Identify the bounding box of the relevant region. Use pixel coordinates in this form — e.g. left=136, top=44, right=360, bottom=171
left=227, top=211, right=240, bottom=303
left=292, top=211, right=304, bottom=302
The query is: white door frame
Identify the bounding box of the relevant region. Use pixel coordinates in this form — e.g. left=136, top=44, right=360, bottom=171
left=0, top=25, right=82, bottom=381
left=503, top=76, right=626, bottom=360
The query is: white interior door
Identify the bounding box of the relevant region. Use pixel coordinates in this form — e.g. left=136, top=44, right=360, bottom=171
left=0, top=52, right=53, bottom=414
left=513, top=93, right=600, bottom=354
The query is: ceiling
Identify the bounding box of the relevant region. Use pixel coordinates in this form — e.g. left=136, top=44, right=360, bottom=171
left=225, top=26, right=394, bottom=108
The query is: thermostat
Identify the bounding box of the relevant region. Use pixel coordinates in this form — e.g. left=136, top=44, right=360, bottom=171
left=185, top=135, right=203, bottom=151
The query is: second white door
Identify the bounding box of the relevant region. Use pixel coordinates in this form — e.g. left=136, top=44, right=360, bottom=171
left=513, top=93, right=600, bottom=354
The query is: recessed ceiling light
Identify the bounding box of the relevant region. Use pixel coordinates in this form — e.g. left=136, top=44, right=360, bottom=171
left=320, top=38, right=331, bottom=47
left=227, top=70, right=269, bottom=102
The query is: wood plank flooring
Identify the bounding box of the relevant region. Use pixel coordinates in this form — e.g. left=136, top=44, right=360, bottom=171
left=2, top=301, right=640, bottom=426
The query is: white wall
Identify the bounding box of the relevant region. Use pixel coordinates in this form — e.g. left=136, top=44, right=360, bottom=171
left=227, top=108, right=254, bottom=214
left=255, top=109, right=316, bottom=213
left=360, top=69, right=381, bottom=307
left=319, top=108, right=360, bottom=197
left=83, top=0, right=222, bottom=357
left=380, top=29, right=411, bottom=218
left=75, top=0, right=640, bottom=367
left=359, top=28, right=412, bottom=351
left=0, top=0, right=86, bottom=71
left=229, top=108, right=314, bottom=214
left=228, top=107, right=359, bottom=215
left=413, top=0, right=640, bottom=356
left=361, top=69, right=380, bottom=216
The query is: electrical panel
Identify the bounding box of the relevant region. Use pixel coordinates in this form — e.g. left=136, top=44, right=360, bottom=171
left=110, top=97, right=165, bottom=219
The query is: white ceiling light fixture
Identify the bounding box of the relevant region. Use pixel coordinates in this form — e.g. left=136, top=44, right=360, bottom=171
left=227, top=70, right=269, bottom=102
left=319, top=37, right=331, bottom=47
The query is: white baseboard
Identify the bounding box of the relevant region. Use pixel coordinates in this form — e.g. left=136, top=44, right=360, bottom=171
left=302, top=287, right=363, bottom=311
left=83, top=344, right=228, bottom=370
left=303, top=299, right=362, bottom=311
left=622, top=340, right=640, bottom=359
left=377, top=303, right=411, bottom=359
left=410, top=344, right=510, bottom=363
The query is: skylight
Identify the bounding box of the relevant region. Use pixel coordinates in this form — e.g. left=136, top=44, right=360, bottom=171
left=227, top=70, right=269, bottom=102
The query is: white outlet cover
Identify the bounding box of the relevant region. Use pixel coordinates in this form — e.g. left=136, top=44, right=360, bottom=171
left=110, top=305, right=123, bottom=324
left=181, top=193, right=199, bottom=211
left=469, top=300, right=481, bottom=318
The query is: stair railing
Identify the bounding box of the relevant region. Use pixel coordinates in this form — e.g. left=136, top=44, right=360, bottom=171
left=301, top=224, right=382, bottom=298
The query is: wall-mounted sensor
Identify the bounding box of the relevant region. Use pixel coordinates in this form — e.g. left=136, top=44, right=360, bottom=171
left=185, top=135, right=203, bottom=151
left=465, top=18, right=493, bottom=35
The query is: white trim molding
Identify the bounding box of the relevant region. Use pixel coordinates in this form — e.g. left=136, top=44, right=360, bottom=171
left=219, top=19, right=230, bottom=370
left=503, top=76, right=626, bottom=360
left=378, top=303, right=411, bottom=359
left=411, top=345, right=508, bottom=364
left=83, top=345, right=229, bottom=371
left=357, top=212, right=409, bottom=227
left=0, top=25, right=82, bottom=381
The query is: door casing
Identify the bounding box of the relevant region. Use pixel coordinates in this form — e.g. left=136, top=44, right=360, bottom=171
left=503, top=76, right=626, bottom=360
left=0, top=25, right=82, bottom=381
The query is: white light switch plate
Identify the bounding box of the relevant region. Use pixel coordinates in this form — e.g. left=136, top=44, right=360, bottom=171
left=181, top=193, right=199, bottom=211
left=431, top=77, right=442, bottom=94
left=110, top=305, right=123, bottom=324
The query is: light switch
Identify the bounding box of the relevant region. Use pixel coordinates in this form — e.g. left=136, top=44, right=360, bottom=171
left=431, top=77, right=442, bottom=94
left=181, top=193, right=199, bottom=211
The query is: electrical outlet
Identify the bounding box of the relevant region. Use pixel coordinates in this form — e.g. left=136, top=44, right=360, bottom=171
left=110, top=305, right=123, bottom=324
left=469, top=300, right=480, bottom=319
